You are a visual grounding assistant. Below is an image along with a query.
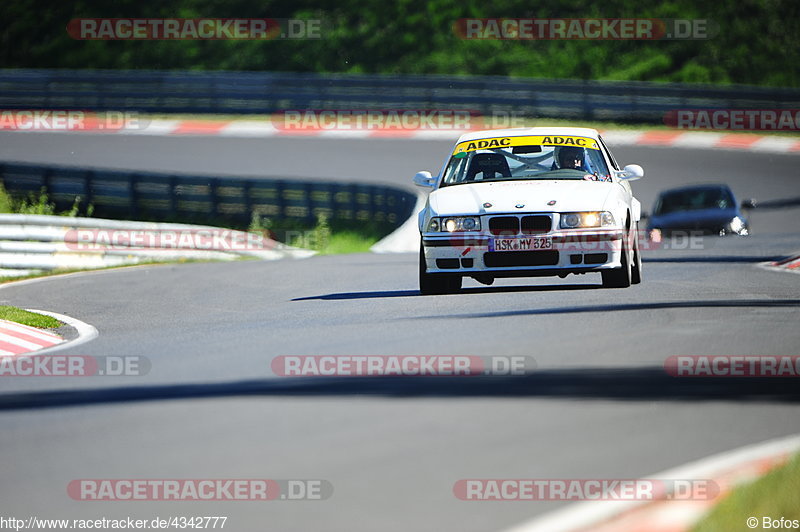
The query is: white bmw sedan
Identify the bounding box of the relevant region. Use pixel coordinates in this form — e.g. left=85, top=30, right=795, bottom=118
left=414, top=127, right=644, bottom=294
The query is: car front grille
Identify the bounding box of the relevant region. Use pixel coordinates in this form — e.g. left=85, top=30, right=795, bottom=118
left=521, top=215, right=552, bottom=234
left=488, top=214, right=551, bottom=236
left=488, top=216, right=519, bottom=236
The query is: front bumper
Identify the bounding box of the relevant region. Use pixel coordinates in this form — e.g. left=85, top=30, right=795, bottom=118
left=421, top=229, right=625, bottom=277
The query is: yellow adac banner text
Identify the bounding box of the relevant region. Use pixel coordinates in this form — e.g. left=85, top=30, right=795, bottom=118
left=453, top=135, right=600, bottom=155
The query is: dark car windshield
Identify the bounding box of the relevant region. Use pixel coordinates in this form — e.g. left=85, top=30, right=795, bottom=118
left=654, top=188, right=735, bottom=215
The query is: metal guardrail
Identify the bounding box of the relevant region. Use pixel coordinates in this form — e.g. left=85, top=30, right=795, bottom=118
left=1, top=69, right=799, bottom=122
left=753, top=197, right=800, bottom=209
left=0, top=214, right=316, bottom=274
left=0, top=162, right=416, bottom=230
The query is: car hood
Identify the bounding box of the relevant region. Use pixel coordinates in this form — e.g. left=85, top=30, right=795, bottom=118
left=429, top=180, right=615, bottom=215
left=648, top=208, right=739, bottom=230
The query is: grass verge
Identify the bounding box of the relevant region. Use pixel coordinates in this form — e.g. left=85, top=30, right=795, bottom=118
left=250, top=213, right=392, bottom=255
left=691, top=452, right=800, bottom=532
left=319, top=231, right=380, bottom=254
left=0, top=305, right=62, bottom=328
left=0, top=184, right=94, bottom=217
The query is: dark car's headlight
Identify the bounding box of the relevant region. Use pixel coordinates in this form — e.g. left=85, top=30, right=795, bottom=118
left=427, top=216, right=481, bottom=232
left=559, top=211, right=615, bottom=229
left=726, top=216, right=748, bottom=235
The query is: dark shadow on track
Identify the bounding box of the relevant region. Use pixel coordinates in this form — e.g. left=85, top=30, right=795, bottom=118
left=2, top=367, right=800, bottom=411
left=293, top=284, right=601, bottom=301
left=420, top=299, right=800, bottom=320
left=293, top=290, right=421, bottom=300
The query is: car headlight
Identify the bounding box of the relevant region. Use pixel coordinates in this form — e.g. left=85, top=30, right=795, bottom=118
left=727, top=216, right=748, bottom=235
left=559, top=211, right=615, bottom=229
left=427, top=216, right=481, bottom=232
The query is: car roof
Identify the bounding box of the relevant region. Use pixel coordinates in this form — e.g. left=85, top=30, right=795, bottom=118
left=455, top=127, right=601, bottom=144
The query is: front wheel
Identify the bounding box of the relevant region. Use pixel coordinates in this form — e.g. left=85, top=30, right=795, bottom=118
left=631, top=223, right=642, bottom=285
left=601, top=227, right=633, bottom=289
left=419, top=245, right=462, bottom=295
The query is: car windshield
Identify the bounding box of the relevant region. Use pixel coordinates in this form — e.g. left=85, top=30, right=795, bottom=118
left=654, top=188, right=735, bottom=215
left=441, top=137, right=610, bottom=186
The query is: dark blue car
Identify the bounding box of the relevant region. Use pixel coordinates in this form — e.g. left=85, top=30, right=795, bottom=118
left=646, top=184, right=752, bottom=237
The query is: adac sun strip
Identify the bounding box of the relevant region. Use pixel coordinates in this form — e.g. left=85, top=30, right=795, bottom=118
left=453, top=135, right=600, bottom=155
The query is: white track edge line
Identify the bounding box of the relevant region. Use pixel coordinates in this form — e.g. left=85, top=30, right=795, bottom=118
left=501, top=433, right=800, bottom=532
left=23, top=309, right=98, bottom=355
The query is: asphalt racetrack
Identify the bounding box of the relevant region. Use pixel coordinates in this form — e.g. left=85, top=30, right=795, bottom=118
left=0, top=131, right=798, bottom=531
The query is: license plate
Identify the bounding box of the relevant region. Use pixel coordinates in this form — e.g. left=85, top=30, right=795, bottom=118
left=490, top=237, right=553, bottom=252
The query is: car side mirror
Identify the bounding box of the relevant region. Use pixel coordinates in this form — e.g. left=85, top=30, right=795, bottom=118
left=618, top=164, right=644, bottom=181
left=413, top=171, right=436, bottom=188
left=740, top=198, right=757, bottom=210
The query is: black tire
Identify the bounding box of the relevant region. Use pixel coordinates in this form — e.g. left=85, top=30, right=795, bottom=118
left=602, top=223, right=633, bottom=289
left=631, top=223, right=642, bottom=285
left=419, top=245, right=462, bottom=295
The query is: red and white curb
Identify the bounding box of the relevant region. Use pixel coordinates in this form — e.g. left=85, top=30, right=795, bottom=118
left=12, top=119, right=800, bottom=154
left=0, top=304, right=98, bottom=357
left=600, top=130, right=800, bottom=153
left=24, top=309, right=98, bottom=355
left=758, top=254, right=800, bottom=275
left=501, top=434, right=800, bottom=532
left=0, top=319, right=63, bottom=355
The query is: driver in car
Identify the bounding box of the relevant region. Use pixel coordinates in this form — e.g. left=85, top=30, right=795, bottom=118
left=556, top=146, right=587, bottom=171
left=556, top=146, right=610, bottom=181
